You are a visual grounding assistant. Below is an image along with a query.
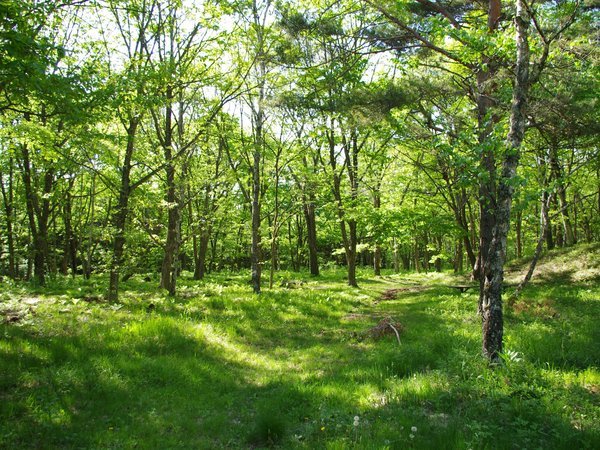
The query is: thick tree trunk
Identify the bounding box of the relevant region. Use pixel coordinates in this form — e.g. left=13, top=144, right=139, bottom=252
left=481, top=0, right=530, bottom=362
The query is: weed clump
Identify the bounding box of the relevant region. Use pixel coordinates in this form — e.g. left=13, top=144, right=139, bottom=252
left=247, top=409, right=287, bottom=447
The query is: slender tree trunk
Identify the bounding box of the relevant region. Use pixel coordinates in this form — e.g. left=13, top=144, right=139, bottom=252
left=82, top=176, right=97, bottom=280
left=476, top=0, right=502, bottom=307
left=434, top=236, right=443, bottom=272
left=303, top=195, right=319, bottom=276
left=62, top=190, right=74, bottom=275
left=455, top=239, right=464, bottom=273
left=373, top=193, right=382, bottom=276
left=159, top=86, right=183, bottom=296
left=414, top=239, right=420, bottom=273
left=550, top=145, right=575, bottom=246
left=108, top=118, right=137, bottom=302
left=481, top=0, right=530, bottom=362
left=393, top=238, right=400, bottom=272
left=20, top=144, right=53, bottom=286
left=546, top=209, right=555, bottom=249
left=250, top=2, right=266, bottom=294
left=0, top=159, right=16, bottom=278
left=251, top=144, right=262, bottom=293
left=509, top=191, right=552, bottom=304
left=515, top=209, right=523, bottom=258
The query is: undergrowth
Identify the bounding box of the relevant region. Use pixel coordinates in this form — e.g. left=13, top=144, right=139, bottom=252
left=1, top=251, right=599, bottom=449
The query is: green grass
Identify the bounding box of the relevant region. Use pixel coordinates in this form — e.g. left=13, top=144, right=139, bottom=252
left=1, top=257, right=599, bottom=449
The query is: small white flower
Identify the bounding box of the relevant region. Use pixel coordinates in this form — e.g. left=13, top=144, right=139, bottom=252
left=409, top=434, right=415, bottom=439
left=411, top=426, right=418, bottom=433
left=353, top=416, right=360, bottom=427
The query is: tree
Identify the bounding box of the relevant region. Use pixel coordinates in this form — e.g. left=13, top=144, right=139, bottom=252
left=362, top=0, right=583, bottom=360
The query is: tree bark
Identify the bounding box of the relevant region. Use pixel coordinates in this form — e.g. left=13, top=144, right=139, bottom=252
left=19, top=143, right=53, bottom=286
left=304, top=197, right=319, bottom=276
left=476, top=0, right=502, bottom=309
left=61, top=188, right=77, bottom=277
left=160, top=86, right=182, bottom=296
left=373, top=193, right=382, bottom=276
left=0, top=159, right=16, bottom=278
left=550, top=145, right=575, bottom=246
left=481, top=0, right=530, bottom=362
left=108, top=118, right=138, bottom=302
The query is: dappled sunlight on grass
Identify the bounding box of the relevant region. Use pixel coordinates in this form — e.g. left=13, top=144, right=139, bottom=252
left=1, top=260, right=599, bottom=448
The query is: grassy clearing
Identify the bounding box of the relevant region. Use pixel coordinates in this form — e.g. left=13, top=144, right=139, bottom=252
left=1, top=251, right=599, bottom=449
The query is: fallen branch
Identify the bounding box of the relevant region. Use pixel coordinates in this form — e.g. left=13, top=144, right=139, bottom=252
left=388, top=322, right=402, bottom=345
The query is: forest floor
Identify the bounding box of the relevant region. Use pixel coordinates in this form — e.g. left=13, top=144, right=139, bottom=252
left=1, top=245, right=599, bottom=449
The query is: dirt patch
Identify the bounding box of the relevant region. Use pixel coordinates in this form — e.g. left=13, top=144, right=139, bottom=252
left=1, top=296, right=42, bottom=325
left=380, top=289, right=403, bottom=300
left=509, top=298, right=559, bottom=320
left=377, top=287, right=425, bottom=302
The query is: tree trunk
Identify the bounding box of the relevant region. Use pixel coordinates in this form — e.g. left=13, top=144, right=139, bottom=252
left=194, top=231, right=210, bottom=280
left=0, top=159, right=16, bottom=278
left=160, top=86, right=183, bottom=296
left=414, top=239, right=420, bottom=273
left=108, top=118, right=137, bottom=302
left=251, top=149, right=262, bottom=293
left=303, top=196, right=319, bottom=276
left=435, top=236, right=443, bottom=272
left=481, top=0, right=530, bottom=362
left=549, top=145, right=575, bottom=246
left=476, top=0, right=502, bottom=306
left=509, top=191, right=552, bottom=304
left=393, top=238, right=400, bottom=273
left=373, top=193, right=382, bottom=276
left=19, top=143, right=53, bottom=286
left=455, top=239, right=464, bottom=273
left=515, top=209, right=523, bottom=258
left=248, top=0, right=268, bottom=293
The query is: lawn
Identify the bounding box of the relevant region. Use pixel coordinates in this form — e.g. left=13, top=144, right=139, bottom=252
left=1, top=251, right=599, bottom=449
